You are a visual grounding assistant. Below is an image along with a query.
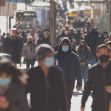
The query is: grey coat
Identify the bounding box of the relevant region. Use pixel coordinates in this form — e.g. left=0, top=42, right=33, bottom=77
left=22, top=43, right=37, bottom=60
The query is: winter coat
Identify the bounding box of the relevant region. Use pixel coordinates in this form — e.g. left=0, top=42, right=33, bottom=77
left=56, top=38, right=82, bottom=85
left=2, top=37, right=12, bottom=54
left=37, top=38, right=50, bottom=45
left=10, top=37, right=23, bottom=63
left=81, top=62, right=111, bottom=111
left=85, top=30, right=100, bottom=58
left=26, top=66, right=68, bottom=111
left=22, top=42, right=37, bottom=60
left=0, top=82, right=30, bottom=111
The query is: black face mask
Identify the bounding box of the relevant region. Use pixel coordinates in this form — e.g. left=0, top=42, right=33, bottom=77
left=28, top=41, right=33, bottom=44
left=99, top=55, right=109, bottom=63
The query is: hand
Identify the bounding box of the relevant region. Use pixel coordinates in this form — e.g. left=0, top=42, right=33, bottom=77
left=76, top=85, right=82, bottom=91
left=105, top=85, right=111, bottom=93
left=0, top=96, right=10, bottom=109
left=81, top=107, right=85, bottom=111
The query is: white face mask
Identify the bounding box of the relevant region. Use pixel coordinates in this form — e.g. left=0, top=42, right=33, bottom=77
left=44, top=56, right=55, bottom=67
left=0, top=78, right=11, bottom=88
left=62, top=45, right=69, bottom=52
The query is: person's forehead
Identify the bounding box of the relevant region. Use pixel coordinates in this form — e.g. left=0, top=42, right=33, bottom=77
left=62, top=40, right=69, bottom=44
left=98, top=47, right=109, bottom=53
left=0, top=73, right=11, bottom=78
left=45, top=51, right=54, bottom=57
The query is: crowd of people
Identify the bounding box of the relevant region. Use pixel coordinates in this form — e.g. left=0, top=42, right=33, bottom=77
left=0, top=22, right=111, bottom=111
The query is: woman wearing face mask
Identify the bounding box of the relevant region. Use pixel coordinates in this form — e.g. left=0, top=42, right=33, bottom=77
left=77, top=40, right=92, bottom=88
left=0, top=60, right=30, bottom=111
left=56, top=37, right=82, bottom=111
left=26, top=44, right=68, bottom=111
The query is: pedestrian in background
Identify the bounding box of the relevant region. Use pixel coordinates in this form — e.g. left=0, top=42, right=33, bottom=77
left=77, top=40, right=92, bottom=87
left=2, top=33, right=12, bottom=54
left=22, top=36, right=37, bottom=69
left=10, top=29, right=23, bottom=66
left=27, top=44, right=68, bottom=111
left=81, top=44, right=111, bottom=111
left=56, top=37, right=82, bottom=111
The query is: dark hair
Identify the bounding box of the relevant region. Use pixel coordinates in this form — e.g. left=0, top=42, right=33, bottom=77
left=78, top=40, right=90, bottom=52
left=0, top=61, right=25, bottom=84
left=96, top=44, right=110, bottom=53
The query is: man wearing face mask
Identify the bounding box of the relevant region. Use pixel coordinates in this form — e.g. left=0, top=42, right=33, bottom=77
left=26, top=44, right=68, bottom=111
left=22, top=36, right=37, bottom=69
left=81, top=44, right=111, bottom=111
left=56, top=37, right=82, bottom=111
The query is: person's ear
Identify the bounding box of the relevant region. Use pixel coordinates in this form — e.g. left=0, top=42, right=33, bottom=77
left=96, top=52, right=99, bottom=58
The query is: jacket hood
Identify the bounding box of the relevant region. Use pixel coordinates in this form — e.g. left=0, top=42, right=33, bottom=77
left=58, top=37, right=72, bottom=54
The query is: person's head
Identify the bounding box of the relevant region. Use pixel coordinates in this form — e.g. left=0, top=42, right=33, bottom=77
left=27, top=36, right=33, bottom=43
left=0, top=58, right=28, bottom=87
left=7, top=33, right=10, bottom=37
left=106, top=41, right=111, bottom=49
left=79, top=40, right=87, bottom=46
left=2, top=33, right=5, bottom=36
left=102, top=32, right=109, bottom=39
left=64, top=30, right=69, bottom=35
left=106, top=41, right=111, bottom=59
left=96, top=44, right=110, bottom=64
left=37, top=44, right=55, bottom=68
left=11, top=28, right=17, bottom=38
left=43, top=30, right=49, bottom=38
left=79, top=40, right=88, bottom=51
left=59, top=37, right=71, bottom=53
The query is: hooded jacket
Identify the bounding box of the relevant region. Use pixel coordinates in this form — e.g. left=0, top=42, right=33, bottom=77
left=56, top=38, right=82, bottom=85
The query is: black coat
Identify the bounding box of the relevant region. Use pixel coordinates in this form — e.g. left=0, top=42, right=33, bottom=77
left=2, top=37, right=12, bottom=54
left=0, top=82, right=30, bottom=111
left=56, top=38, right=82, bottom=85
left=27, top=66, right=68, bottom=111
left=81, top=62, right=111, bottom=111
left=10, top=37, right=23, bottom=63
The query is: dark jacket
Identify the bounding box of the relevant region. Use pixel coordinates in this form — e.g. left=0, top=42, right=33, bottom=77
left=10, top=37, right=23, bottom=63
left=85, top=30, right=100, bottom=58
left=27, top=66, right=68, bottom=111
left=81, top=62, right=111, bottom=111
left=2, top=37, right=12, bottom=54
left=56, top=38, right=82, bottom=85
left=0, top=82, right=30, bottom=111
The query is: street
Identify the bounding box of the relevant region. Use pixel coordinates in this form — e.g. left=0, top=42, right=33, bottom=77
left=19, top=63, right=92, bottom=111
left=71, top=95, right=92, bottom=111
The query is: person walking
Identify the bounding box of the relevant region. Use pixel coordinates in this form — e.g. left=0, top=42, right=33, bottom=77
left=77, top=40, right=92, bottom=87
left=2, top=33, right=12, bottom=54
left=81, top=44, right=111, bottom=111
left=22, top=36, right=37, bottom=69
left=26, top=44, right=68, bottom=111
left=56, top=37, right=82, bottom=111
left=10, top=30, right=23, bottom=65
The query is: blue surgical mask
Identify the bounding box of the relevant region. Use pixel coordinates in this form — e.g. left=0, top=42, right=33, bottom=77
left=62, top=45, right=69, bottom=52
left=44, top=57, right=55, bottom=67
left=0, top=79, right=11, bottom=87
